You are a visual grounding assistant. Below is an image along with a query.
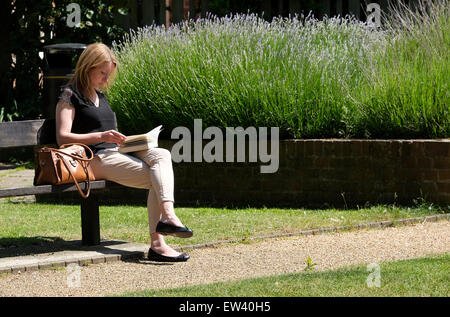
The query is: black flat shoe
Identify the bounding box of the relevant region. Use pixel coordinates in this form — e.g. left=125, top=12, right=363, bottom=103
left=156, top=221, right=194, bottom=238
left=147, top=248, right=190, bottom=262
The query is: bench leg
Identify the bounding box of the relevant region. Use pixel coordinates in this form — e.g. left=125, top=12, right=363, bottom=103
left=81, top=194, right=100, bottom=246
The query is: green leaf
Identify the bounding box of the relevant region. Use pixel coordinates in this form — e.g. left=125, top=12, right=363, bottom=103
left=86, top=9, right=94, bottom=19
left=118, top=7, right=129, bottom=15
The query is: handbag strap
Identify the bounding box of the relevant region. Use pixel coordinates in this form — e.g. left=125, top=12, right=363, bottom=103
left=42, top=143, right=94, bottom=162
left=50, top=143, right=93, bottom=199
left=55, top=152, right=91, bottom=199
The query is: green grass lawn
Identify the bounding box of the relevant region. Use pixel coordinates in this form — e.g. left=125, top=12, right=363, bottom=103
left=0, top=201, right=447, bottom=247
left=121, top=253, right=450, bottom=297
left=1, top=201, right=447, bottom=298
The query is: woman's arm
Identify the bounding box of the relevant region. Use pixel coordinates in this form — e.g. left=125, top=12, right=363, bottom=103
left=55, top=99, right=126, bottom=146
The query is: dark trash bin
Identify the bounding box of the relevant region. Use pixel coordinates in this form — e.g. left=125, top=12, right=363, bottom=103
left=42, top=43, right=86, bottom=118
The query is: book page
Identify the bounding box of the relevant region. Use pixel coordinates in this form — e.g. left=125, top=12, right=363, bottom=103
left=119, top=125, right=163, bottom=153
left=123, top=125, right=163, bottom=144
left=146, top=125, right=163, bottom=147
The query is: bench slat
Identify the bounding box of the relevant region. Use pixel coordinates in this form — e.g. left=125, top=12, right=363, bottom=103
left=0, top=180, right=108, bottom=198
left=0, top=120, right=46, bottom=148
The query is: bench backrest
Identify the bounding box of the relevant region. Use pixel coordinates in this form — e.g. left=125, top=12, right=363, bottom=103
left=0, top=119, right=56, bottom=148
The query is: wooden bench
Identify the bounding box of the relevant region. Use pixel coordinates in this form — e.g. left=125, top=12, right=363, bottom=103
left=0, top=119, right=118, bottom=246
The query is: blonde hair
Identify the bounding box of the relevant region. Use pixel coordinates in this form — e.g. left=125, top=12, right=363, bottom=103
left=70, top=43, right=118, bottom=93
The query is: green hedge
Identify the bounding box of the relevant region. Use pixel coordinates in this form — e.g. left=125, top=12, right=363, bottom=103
left=108, top=1, right=449, bottom=139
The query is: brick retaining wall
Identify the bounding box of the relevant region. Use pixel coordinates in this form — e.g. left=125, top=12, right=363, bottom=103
left=39, top=139, right=450, bottom=207
left=160, top=139, right=450, bottom=207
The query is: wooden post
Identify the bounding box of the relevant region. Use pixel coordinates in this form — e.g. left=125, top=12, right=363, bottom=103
left=166, top=0, right=171, bottom=27
left=81, top=194, right=100, bottom=246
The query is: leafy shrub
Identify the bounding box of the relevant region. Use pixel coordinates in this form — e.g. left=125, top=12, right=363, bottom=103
left=1, top=0, right=129, bottom=121
left=350, top=1, right=450, bottom=138
left=108, top=1, right=449, bottom=139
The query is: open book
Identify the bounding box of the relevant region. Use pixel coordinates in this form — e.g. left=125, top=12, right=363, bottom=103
left=118, top=125, right=163, bottom=153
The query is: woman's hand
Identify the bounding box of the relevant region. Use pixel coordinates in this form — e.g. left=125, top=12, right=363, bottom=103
left=101, top=130, right=127, bottom=145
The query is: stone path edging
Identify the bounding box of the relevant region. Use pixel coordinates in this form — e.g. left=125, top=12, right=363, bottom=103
left=179, top=213, right=450, bottom=250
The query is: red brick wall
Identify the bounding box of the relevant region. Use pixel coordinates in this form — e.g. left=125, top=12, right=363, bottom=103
left=162, top=139, right=450, bottom=207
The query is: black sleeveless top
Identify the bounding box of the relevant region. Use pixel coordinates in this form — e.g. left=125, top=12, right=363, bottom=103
left=58, top=85, right=118, bottom=154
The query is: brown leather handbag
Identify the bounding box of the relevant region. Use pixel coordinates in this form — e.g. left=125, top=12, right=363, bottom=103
left=34, top=143, right=95, bottom=198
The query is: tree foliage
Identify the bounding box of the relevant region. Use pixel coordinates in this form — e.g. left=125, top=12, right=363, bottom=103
left=0, top=0, right=129, bottom=121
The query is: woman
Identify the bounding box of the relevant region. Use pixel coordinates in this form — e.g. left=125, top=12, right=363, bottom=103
left=55, top=43, right=192, bottom=262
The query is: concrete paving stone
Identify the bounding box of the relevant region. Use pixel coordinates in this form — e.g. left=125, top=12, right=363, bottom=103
left=104, top=255, right=121, bottom=263
left=25, top=264, right=39, bottom=272
left=78, top=259, right=93, bottom=266
left=11, top=266, right=26, bottom=274
left=0, top=239, right=149, bottom=273
left=64, top=259, right=81, bottom=267
left=38, top=262, right=53, bottom=270
left=52, top=260, right=67, bottom=268
left=91, top=256, right=106, bottom=264
left=0, top=267, right=11, bottom=274
left=0, top=167, right=35, bottom=202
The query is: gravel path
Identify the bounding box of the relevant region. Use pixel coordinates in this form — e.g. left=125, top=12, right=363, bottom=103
left=0, top=220, right=448, bottom=297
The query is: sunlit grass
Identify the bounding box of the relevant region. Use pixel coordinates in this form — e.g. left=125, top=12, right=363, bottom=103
left=122, top=253, right=450, bottom=297
left=0, top=202, right=446, bottom=247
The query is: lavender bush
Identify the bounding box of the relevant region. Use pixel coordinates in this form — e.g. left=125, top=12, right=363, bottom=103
left=108, top=1, right=449, bottom=138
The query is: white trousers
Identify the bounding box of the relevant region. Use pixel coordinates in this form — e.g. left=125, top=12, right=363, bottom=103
left=90, top=147, right=175, bottom=234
